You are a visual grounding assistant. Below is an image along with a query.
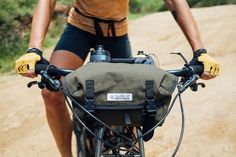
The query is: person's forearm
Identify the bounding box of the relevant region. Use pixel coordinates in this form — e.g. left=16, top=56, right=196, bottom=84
left=29, top=0, right=57, bottom=50
left=164, top=0, right=204, bottom=52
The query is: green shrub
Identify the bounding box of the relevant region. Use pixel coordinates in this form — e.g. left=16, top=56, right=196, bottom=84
left=129, top=0, right=236, bottom=13
left=129, top=0, right=142, bottom=13
left=188, top=0, right=236, bottom=7
left=129, top=0, right=166, bottom=13
left=141, top=0, right=166, bottom=12
left=0, top=0, right=35, bottom=73
left=0, top=0, right=68, bottom=73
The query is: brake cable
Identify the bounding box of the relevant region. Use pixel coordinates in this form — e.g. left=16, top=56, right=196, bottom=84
left=171, top=92, right=185, bottom=157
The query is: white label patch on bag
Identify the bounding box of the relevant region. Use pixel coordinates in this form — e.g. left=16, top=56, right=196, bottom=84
left=107, top=93, right=133, bottom=101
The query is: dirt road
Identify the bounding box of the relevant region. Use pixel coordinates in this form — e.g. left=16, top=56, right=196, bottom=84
left=1, top=5, right=236, bottom=157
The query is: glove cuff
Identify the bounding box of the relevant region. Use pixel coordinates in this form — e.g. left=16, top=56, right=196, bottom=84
left=193, top=49, right=207, bottom=58
left=27, top=48, right=43, bottom=57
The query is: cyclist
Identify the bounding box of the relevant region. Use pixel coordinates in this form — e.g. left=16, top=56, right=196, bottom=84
left=15, top=0, right=220, bottom=157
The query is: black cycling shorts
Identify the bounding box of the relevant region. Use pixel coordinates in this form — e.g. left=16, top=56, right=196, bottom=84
left=54, top=23, right=132, bottom=61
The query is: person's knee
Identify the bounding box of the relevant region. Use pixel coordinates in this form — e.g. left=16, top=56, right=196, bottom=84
left=41, top=89, right=65, bottom=110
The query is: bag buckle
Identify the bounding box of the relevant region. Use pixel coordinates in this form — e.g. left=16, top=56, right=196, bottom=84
left=145, top=80, right=156, bottom=113
left=145, top=98, right=156, bottom=113
left=85, top=98, right=95, bottom=113
left=85, top=80, right=95, bottom=112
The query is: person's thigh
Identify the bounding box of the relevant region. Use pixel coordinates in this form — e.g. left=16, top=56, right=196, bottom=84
left=50, top=50, right=84, bottom=69
left=52, top=23, right=94, bottom=68
left=101, top=35, right=132, bottom=58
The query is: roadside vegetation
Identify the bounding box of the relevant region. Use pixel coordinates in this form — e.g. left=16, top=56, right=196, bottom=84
left=1, top=0, right=235, bottom=73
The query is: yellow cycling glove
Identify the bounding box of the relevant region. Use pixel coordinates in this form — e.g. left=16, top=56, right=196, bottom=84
left=190, top=49, right=220, bottom=76
left=15, top=48, right=42, bottom=74
left=198, top=53, right=220, bottom=76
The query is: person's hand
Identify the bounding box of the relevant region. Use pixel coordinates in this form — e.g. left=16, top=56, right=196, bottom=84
left=15, top=48, right=42, bottom=78
left=190, top=49, right=220, bottom=80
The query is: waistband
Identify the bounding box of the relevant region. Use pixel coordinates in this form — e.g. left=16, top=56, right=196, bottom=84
left=74, top=7, right=126, bottom=38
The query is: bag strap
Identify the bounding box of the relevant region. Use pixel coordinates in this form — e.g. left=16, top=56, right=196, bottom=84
left=85, top=80, right=95, bottom=112
left=145, top=80, right=156, bottom=113
left=143, top=80, right=156, bottom=140
left=74, top=7, right=126, bottom=37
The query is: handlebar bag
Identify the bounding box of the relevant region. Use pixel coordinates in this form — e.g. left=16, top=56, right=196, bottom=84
left=63, top=62, right=178, bottom=126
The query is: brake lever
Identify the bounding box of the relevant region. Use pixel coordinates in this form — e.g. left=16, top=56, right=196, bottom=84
left=41, top=72, right=61, bottom=91
left=27, top=81, right=46, bottom=89
left=28, top=65, right=62, bottom=91
left=170, top=52, right=188, bottom=64
left=190, top=82, right=205, bottom=92
left=178, top=74, right=199, bottom=93
left=27, top=81, right=38, bottom=88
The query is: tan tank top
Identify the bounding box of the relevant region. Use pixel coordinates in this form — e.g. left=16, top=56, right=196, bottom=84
left=68, top=0, right=129, bottom=37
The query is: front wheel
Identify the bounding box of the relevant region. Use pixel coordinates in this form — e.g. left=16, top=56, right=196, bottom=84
left=95, top=126, right=145, bottom=157
left=73, top=119, right=95, bottom=157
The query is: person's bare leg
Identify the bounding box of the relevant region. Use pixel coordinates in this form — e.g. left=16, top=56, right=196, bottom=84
left=42, top=51, right=84, bottom=157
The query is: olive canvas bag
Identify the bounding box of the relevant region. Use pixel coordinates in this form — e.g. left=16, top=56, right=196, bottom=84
left=63, top=62, right=178, bottom=126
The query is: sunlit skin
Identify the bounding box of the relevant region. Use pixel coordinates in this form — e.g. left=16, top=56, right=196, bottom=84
left=18, top=0, right=218, bottom=156
left=164, top=0, right=216, bottom=80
